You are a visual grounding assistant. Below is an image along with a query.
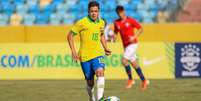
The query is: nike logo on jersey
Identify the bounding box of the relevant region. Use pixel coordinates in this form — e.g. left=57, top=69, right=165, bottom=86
left=125, top=22, right=130, bottom=27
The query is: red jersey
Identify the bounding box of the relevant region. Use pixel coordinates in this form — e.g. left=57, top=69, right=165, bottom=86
left=114, top=17, right=141, bottom=47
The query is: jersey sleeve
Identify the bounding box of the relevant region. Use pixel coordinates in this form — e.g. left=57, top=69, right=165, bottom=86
left=71, top=20, right=83, bottom=36
left=130, top=18, right=141, bottom=29
left=99, top=19, right=106, bottom=36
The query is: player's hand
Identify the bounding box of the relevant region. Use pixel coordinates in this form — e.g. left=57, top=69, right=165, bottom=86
left=113, top=35, right=117, bottom=42
left=72, top=52, right=80, bottom=62
left=129, top=35, right=137, bottom=42
left=104, top=49, right=111, bottom=56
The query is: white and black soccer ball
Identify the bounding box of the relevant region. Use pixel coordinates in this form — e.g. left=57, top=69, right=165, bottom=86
left=106, top=96, right=120, bottom=101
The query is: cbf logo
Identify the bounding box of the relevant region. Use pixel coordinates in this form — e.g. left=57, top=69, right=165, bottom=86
left=175, top=43, right=201, bottom=78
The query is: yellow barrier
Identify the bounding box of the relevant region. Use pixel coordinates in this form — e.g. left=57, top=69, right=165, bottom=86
left=139, top=24, right=201, bottom=42
left=0, top=24, right=199, bottom=79
left=0, top=24, right=201, bottom=42
left=0, top=42, right=174, bottom=79
left=26, top=25, right=72, bottom=42
left=0, top=26, right=25, bottom=42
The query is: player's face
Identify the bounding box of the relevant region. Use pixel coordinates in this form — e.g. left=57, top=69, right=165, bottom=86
left=89, top=6, right=99, bottom=21
left=118, top=11, right=126, bottom=19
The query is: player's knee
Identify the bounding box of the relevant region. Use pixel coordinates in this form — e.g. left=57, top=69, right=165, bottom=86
left=95, top=68, right=104, bottom=77
left=131, top=61, right=138, bottom=68
left=122, top=58, right=129, bottom=66
left=87, top=80, right=94, bottom=87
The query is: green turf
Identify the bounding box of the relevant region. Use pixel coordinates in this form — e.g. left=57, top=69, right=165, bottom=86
left=0, top=79, right=201, bottom=101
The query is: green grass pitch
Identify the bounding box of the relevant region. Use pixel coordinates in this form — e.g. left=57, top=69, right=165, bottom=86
left=0, top=79, right=201, bottom=101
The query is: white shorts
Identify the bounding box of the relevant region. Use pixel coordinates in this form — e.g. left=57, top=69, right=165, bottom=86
left=123, top=43, right=138, bottom=62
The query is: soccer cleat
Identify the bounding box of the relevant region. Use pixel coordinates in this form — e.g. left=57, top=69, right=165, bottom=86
left=125, top=79, right=135, bottom=89
left=98, top=97, right=106, bottom=101
left=141, top=79, right=150, bottom=90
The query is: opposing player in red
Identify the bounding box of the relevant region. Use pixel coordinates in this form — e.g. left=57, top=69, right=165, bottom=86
left=114, top=5, right=149, bottom=90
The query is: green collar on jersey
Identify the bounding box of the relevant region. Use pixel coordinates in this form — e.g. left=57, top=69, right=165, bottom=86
left=87, top=16, right=100, bottom=23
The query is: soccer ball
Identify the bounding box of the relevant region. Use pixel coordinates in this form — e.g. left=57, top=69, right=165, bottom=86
left=105, top=96, right=120, bottom=101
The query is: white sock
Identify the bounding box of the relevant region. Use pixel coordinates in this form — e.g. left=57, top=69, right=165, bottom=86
left=97, top=77, right=105, bottom=100
left=86, top=86, right=95, bottom=101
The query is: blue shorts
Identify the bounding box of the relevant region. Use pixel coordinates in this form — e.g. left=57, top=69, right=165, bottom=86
left=80, top=56, right=105, bottom=80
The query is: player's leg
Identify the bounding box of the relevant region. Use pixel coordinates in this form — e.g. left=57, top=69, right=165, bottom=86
left=86, top=80, right=95, bottom=101
left=92, top=56, right=105, bottom=101
left=123, top=45, right=136, bottom=89
left=122, top=58, right=133, bottom=80
left=122, top=57, right=133, bottom=80
left=130, top=60, right=149, bottom=90
left=95, top=68, right=105, bottom=101
left=81, top=61, right=96, bottom=101
left=128, top=44, right=149, bottom=90
left=130, top=61, right=146, bottom=81
left=122, top=57, right=134, bottom=89
left=125, top=44, right=146, bottom=81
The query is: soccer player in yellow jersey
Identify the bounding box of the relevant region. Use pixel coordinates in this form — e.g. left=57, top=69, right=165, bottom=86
left=67, top=1, right=111, bottom=101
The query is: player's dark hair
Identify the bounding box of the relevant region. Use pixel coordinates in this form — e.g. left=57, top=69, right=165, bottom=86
left=116, top=5, right=124, bottom=13
left=88, top=1, right=100, bottom=11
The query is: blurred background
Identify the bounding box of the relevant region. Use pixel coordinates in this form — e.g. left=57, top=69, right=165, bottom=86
left=0, top=0, right=200, bottom=25
left=0, top=0, right=200, bottom=101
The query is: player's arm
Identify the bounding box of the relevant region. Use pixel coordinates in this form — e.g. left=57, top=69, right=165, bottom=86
left=129, top=27, right=143, bottom=42
left=101, top=32, right=111, bottom=56
left=67, top=20, right=83, bottom=62
left=131, top=18, right=143, bottom=39
left=67, top=31, right=80, bottom=62
left=113, top=23, right=119, bottom=41
left=135, top=27, right=143, bottom=38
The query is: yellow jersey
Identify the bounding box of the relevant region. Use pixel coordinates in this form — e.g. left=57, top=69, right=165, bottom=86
left=71, top=16, right=105, bottom=62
